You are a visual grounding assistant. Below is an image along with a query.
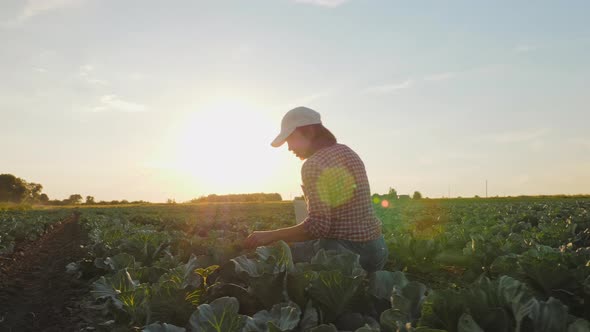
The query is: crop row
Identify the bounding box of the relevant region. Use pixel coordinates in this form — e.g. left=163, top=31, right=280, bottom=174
left=51, top=199, right=590, bottom=331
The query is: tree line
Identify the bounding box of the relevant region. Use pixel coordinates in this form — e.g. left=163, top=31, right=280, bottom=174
left=0, top=173, right=148, bottom=205
left=380, top=187, right=423, bottom=200
left=189, top=193, right=283, bottom=203
left=0, top=174, right=282, bottom=205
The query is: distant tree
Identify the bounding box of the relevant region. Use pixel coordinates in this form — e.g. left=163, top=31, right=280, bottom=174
left=189, top=193, right=283, bottom=203
left=121, top=200, right=129, bottom=204
left=0, top=174, right=28, bottom=203
left=24, top=182, right=43, bottom=202
left=412, top=191, right=422, bottom=199
left=167, top=198, right=176, bottom=204
left=268, top=193, right=283, bottom=201
left=39, top=193, right=49, bottom=204
left=67, top=194, right=83, bottom=205
left=0, top=174, right=52, bottom=204
left=387, top=187, right=398, bottom=200
left=86, top=196, right=95, bottom=204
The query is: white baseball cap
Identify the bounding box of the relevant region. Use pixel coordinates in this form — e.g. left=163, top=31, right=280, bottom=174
left=271, top=106, right=322, bottom=147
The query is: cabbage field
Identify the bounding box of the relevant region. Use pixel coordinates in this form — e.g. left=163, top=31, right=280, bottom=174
left=1, top=198, right=589, bottom=332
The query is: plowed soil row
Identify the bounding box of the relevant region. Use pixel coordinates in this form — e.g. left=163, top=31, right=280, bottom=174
left=0, top=214, right=88, bottom=332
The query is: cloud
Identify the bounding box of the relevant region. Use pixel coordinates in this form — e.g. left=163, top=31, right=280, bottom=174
left=364, top=71, right=457, bottom=95
left=423, top=66, right=501, bottom=83
left=486, top=128, right=550, bottom=143
left=79, top=64, right=109, bottom=85
left=362, top=64, right=502, bottom=95
left=92, top=94, right=147, bottom=113
left=294, top=0, right=350, bottom=7
left=364, top=79, right=414, bottom=94
left=19, top=0, right=82, bottom=21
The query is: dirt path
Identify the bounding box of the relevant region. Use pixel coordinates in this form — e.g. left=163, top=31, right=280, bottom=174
left=0, top=214, right=88, bottom=332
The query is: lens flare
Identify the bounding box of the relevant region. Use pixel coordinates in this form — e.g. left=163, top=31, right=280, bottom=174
left=317, top=167, right=356, bottom=207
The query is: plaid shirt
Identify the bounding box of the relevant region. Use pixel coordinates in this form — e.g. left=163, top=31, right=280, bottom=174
left=301, top=143, right=382, bottom=242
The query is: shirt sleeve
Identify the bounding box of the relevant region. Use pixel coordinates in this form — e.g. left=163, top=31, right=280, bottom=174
left=301, top=160, right=332, bottom=238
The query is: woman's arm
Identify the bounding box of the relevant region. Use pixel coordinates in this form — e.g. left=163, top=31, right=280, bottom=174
left=243, top=222, right=316, bottom=249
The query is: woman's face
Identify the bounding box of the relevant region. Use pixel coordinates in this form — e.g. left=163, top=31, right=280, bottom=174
left=286, top=129, right=312, bottom=160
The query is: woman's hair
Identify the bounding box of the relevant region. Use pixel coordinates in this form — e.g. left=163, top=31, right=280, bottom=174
left=296, top=124, right=337, bottom=154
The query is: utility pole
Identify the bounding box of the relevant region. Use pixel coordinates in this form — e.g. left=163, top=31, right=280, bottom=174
left=486, top=180, right=488, bottom=198
left=448, top=185, right=450, bottom=199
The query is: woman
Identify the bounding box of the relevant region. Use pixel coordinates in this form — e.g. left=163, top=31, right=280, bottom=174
left=244, top=106, right=388, bottom=272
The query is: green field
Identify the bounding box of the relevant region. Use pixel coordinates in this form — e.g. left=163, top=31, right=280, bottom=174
left=1, top=197, right=589, bottom=331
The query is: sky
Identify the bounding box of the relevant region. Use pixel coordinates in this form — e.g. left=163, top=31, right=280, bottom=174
left=1, top=0, right=589, bottom=202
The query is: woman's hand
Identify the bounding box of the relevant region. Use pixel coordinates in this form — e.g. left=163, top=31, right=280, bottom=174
left=243, top=224, right=313, bottom=249
left=243, top=231, right=276, bottom=249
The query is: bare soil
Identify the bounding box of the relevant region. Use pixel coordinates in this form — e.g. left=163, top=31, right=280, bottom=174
left=0, top=214, right=88, bottom=332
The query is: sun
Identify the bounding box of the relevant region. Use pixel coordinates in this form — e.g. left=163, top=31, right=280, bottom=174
left=172, top=100, right=284, bottom=194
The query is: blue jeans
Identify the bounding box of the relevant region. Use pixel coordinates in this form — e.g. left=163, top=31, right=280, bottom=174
left=290, top=235, right=388, bottom=273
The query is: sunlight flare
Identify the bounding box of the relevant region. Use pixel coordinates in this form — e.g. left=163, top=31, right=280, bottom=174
left=172, top=100, right=284, bottom=193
